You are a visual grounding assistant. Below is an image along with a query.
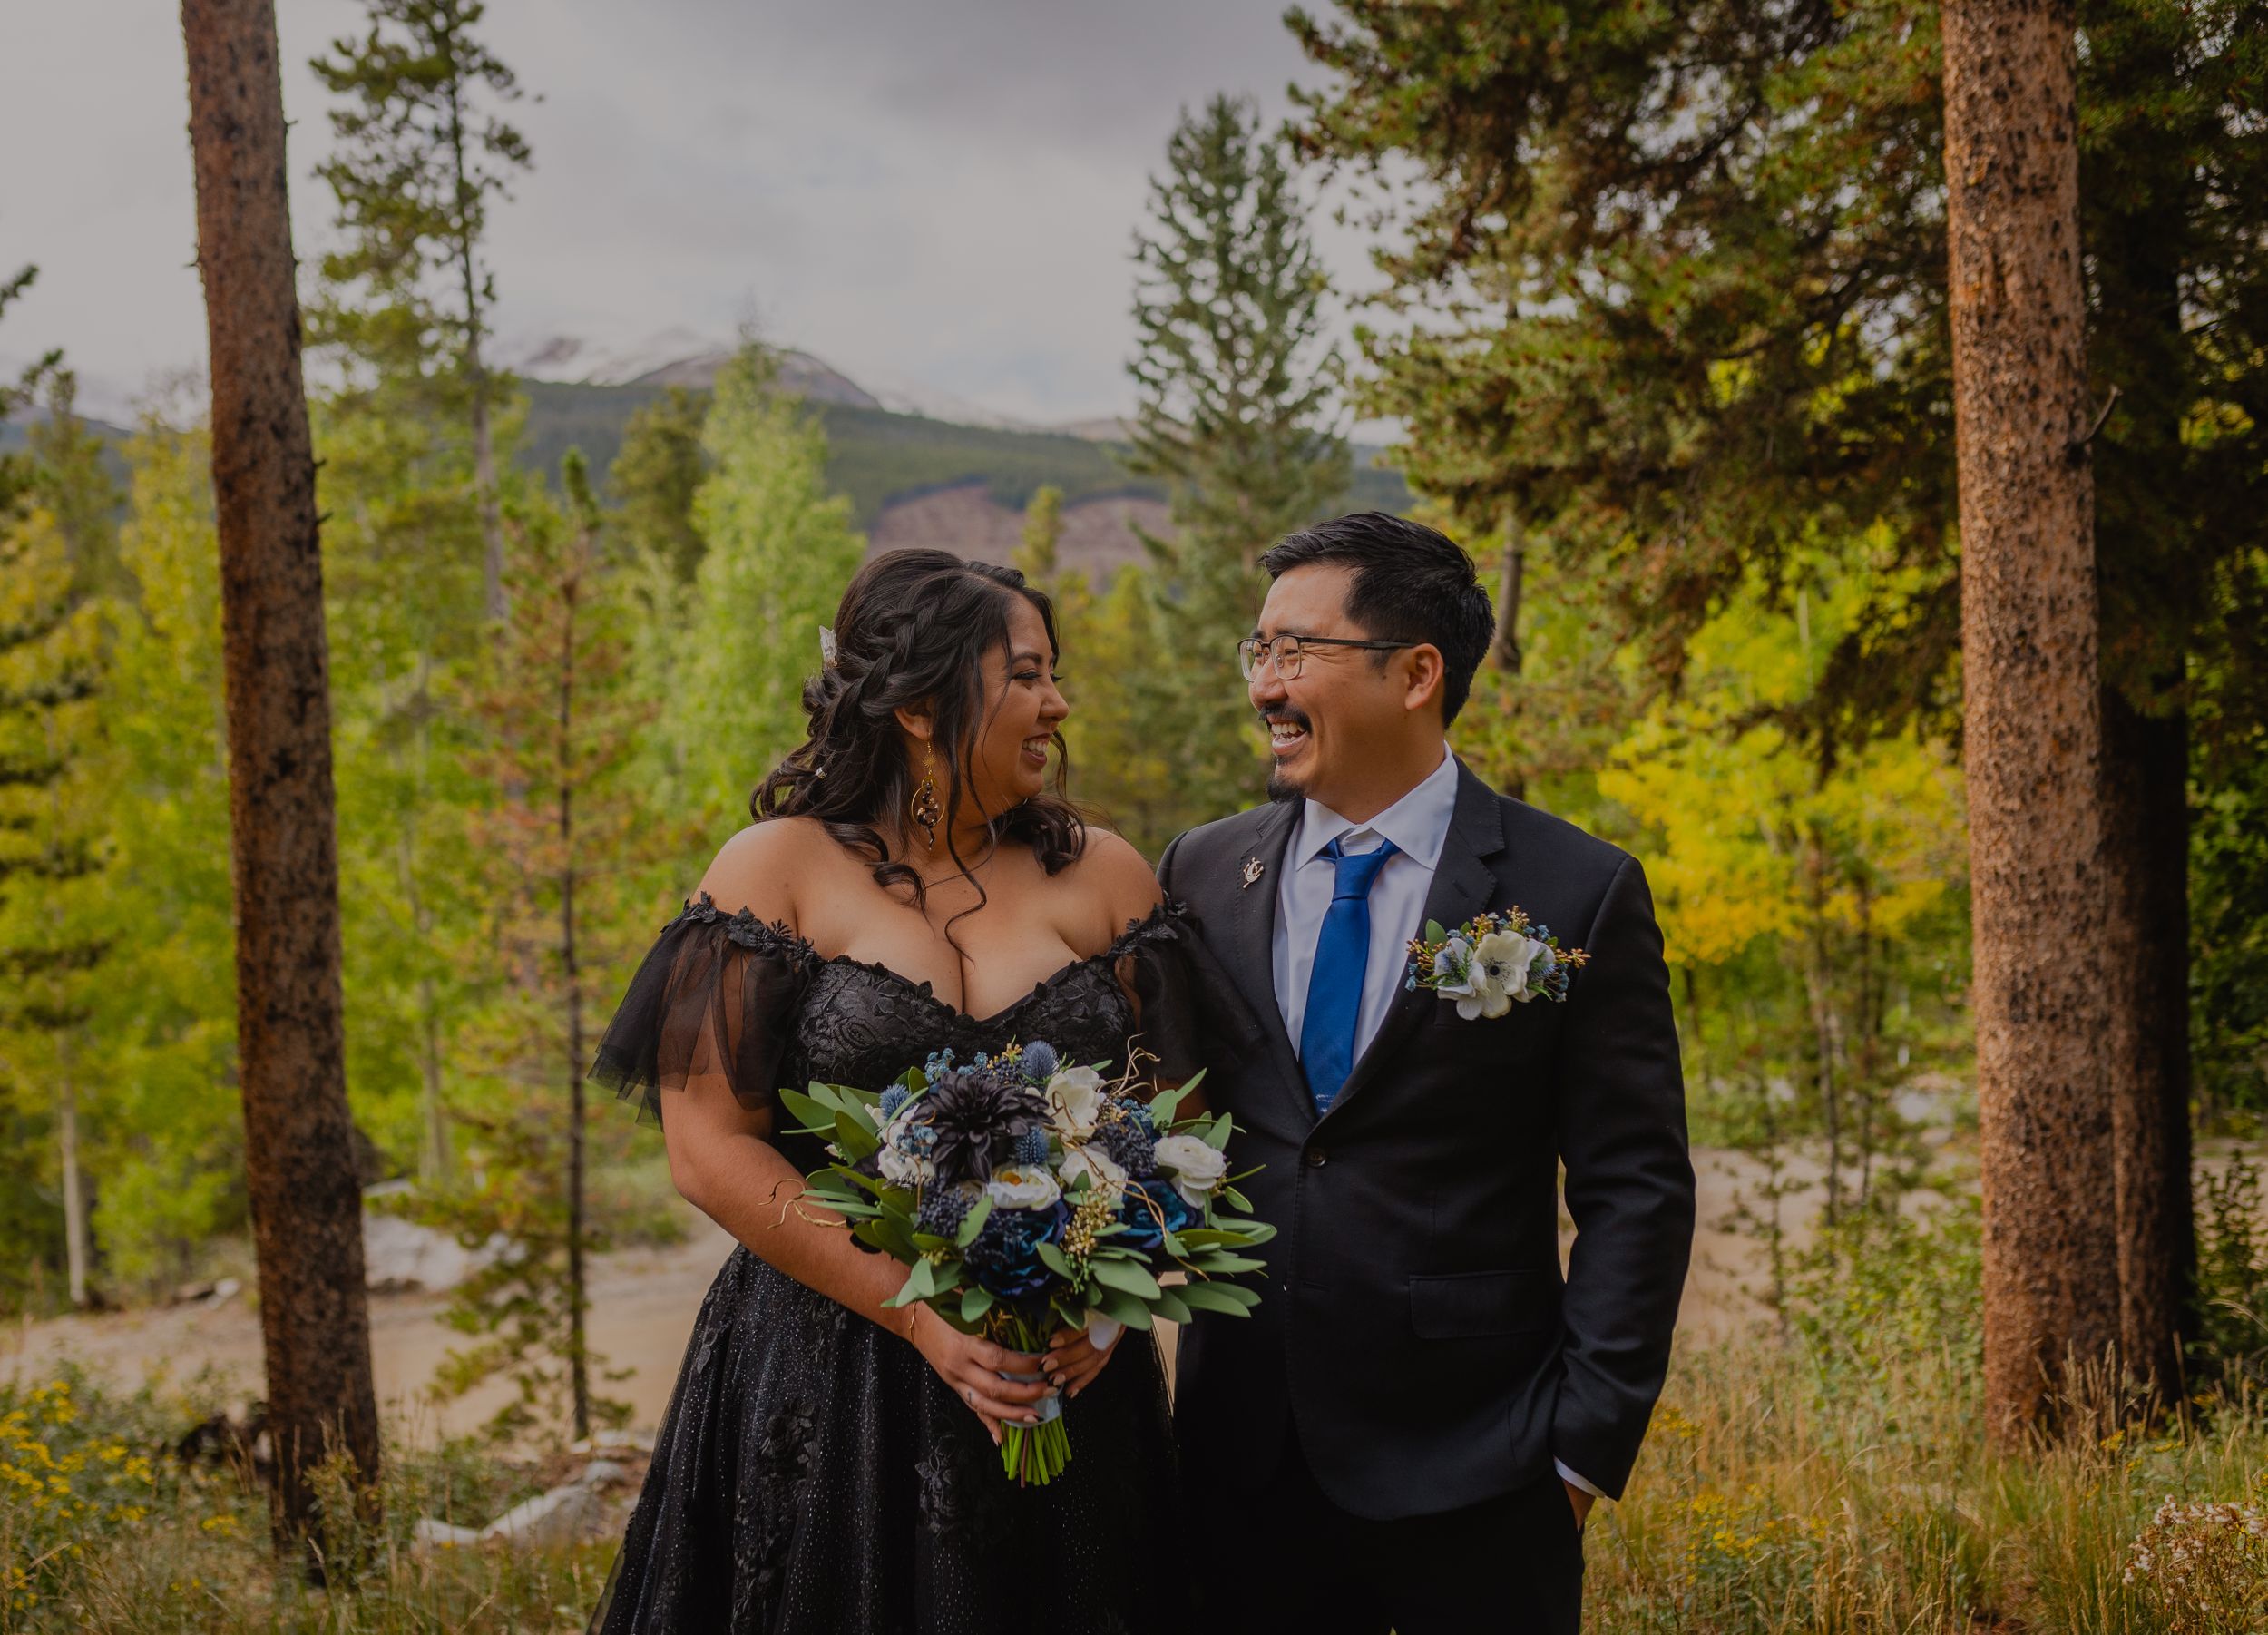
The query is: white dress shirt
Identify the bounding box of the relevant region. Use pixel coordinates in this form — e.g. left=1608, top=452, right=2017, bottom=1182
left=1267, top=744, right=1606, bottom=1503
left=1272, top=745, right=1459, bottom=1059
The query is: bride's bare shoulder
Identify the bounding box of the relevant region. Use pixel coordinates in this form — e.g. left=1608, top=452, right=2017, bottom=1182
left=694, top=816, right=837, bottom=926
left=1066, top=825, right=1165, bottom=930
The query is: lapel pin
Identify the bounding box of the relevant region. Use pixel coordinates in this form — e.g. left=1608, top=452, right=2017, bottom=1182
left=1241, top=857, right=1265, bottom=889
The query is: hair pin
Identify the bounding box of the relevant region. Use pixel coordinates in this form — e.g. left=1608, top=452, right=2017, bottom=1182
left=818, top=625, right=839, bottom=668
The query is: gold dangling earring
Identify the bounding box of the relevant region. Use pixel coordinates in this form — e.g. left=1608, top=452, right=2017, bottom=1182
left=909, top=744, right=943, bottom=849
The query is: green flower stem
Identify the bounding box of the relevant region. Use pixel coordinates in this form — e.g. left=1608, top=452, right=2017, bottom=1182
left=992, top=1309, right=1073, bottom=1486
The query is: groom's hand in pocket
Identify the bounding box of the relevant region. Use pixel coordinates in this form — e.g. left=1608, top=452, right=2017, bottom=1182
left=1563, top=1481, right=1595, bottom=1532
left=1041, top=1322, right=1121, bottom=1398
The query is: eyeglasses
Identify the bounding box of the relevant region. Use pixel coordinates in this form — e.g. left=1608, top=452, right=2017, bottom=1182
left=1237, top=633, right=1417, bottom=680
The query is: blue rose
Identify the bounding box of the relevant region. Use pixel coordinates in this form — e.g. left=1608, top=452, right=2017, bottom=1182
left=1114, top=1181, right=1198, bottom=1253
left=964, top=1199, right=1069, bottom=1299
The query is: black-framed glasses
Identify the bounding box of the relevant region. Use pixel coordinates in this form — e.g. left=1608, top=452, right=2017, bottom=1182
left=1237, top=633, right=1417, bottom=680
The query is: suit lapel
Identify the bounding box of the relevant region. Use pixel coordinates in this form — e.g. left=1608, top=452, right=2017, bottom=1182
left=1226, top=799, right=1310, bottom=1122
left=1319, top=760, right=1507, bottom=1122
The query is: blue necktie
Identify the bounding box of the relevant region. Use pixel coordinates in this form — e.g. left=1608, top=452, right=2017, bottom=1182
left=1298, top=837, right=1400, bottom=1114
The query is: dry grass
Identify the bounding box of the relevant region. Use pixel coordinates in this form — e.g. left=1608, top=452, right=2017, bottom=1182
left=6, top=1195, right=2265, bottom=1632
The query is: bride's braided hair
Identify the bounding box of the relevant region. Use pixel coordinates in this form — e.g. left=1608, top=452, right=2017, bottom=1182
left=754, top=549, right=1085, bottom=919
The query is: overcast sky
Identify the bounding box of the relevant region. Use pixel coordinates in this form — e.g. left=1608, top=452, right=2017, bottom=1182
left=1, top=0, right=1382, bottom=426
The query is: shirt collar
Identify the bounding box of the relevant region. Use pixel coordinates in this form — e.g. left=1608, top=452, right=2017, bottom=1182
left=1292, top=746, right=1459, bottom=873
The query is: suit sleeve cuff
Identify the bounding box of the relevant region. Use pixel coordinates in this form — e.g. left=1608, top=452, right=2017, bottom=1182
left=1554, top=1459, right=1606, bottom=1500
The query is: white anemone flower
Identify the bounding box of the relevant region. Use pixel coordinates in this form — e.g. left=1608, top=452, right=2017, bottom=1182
left=1152, top=1132, right=1229, bottom=1208
left=1430, top=935, right=1477, bottom=1001
left=984, top=1163, right=1062, bottom=1211
left=1463, top=930, right=1544, bottom=1019
left=876, top=1143, right=936, bottom=1187
left=1057, top=1141, right=1127, bottom=1195
left=1045, top=1065, right=1107, bottom=1141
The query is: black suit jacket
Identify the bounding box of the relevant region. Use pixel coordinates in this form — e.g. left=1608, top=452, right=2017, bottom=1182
left=1161, top=759, right=1694, bottom=1519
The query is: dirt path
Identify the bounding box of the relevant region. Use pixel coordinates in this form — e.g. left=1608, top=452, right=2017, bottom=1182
left=27, top=1139, right=2231, bottom=1437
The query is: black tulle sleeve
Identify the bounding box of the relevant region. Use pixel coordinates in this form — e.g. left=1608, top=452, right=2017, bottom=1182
left=1108, top=898, right=1222, bottom=1089
left=589, top=894, right=819, bottom=1123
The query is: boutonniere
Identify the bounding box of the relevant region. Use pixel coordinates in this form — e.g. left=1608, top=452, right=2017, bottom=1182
left=1405, top=907, right=1589, bottom=1020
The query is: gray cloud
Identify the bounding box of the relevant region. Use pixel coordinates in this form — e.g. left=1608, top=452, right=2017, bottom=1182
left=1, top=0, right=1374, bottom=426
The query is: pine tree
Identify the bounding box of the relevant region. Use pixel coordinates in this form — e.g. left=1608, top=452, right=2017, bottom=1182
left=88, top=422, right=246, bottom=1296
left=0, top=265, right=60, bottom=524
left=611, top=385, right=710, bottom=584
left=310, top=0, right=530, bottom=624
left=662, top=344, right=864, bottom=825
left=416, top=452, right=661, bottom=1441
left=1291, top=0, right=2268, bottom=1405
left=0, top=456, right=112, bottom=1311
left=183, top=0, right=380, bottom=1540
left=1126, top=95, right=1349, bottom=824
left=24, top=373, right=122, bottom=600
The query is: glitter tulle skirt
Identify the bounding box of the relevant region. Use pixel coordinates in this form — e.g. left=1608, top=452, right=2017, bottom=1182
left=589, top=1246, right=1180, bottom=1634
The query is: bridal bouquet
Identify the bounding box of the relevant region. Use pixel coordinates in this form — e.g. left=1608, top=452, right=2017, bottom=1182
left=783, top=1043, right=1270, bottom=1485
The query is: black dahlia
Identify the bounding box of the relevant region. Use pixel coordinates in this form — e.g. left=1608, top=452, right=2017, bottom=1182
left=919, top=1066, right=1048, bottom=1185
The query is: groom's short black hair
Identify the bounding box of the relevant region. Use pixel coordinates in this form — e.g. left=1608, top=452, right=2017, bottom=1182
left=1258, top=512, right=1496, bottom=727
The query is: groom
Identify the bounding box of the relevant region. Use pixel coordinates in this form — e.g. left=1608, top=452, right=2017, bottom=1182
left=1161, top=513, right=1695, bottom=1634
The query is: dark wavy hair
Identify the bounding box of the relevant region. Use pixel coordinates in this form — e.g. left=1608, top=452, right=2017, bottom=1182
left=754, top=549, right=1086, bottom=918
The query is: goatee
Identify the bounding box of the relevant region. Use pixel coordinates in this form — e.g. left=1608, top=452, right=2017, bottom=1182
left=1260, top=708, right=1311, bottom=805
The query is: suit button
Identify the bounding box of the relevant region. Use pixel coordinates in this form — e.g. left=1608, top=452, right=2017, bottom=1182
left=1305, top=1147, right=1327, bottom=1168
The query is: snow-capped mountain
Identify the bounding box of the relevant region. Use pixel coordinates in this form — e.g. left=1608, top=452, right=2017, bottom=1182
left=497, top=326, right=1117, bottom=436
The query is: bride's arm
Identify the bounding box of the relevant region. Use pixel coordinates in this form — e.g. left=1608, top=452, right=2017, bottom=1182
left=658, top=1081, right=1039, bottom=1440
left=654, top=825, right=1052, bottom=1441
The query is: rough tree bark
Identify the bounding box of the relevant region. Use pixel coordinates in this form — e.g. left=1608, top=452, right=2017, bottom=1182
left=180, top=0, right=381, bottom=1539
left=1942, top=0, right=2124, bottom=1445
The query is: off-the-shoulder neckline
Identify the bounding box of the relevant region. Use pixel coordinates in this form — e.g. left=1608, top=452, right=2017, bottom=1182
left=668, top=894, right=1187, bottom=1028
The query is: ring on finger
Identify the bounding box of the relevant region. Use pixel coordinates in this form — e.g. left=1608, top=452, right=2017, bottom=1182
left=964, top=1386, right=975, bottom=1404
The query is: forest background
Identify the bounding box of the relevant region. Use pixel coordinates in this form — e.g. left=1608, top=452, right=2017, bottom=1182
left=3, top=0, right=2268, bottom=1630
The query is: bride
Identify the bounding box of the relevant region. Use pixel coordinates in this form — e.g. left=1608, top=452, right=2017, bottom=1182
left=587, top=548, right=1208, bottom=1634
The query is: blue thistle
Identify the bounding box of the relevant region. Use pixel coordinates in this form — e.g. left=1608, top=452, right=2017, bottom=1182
left=1097, top=1116, right=1156, bottom=1177
left=915, top=1184, right=974, bottom=1239
left=879, top=1085, right=912, bottom=1121
left=1018, top=1041, right=1059, bottom=1082
left=1012, top=1127, right=1052, bottom=1167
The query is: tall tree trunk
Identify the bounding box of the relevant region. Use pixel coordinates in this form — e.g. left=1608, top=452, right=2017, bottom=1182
left=559, top=578, right=591, bottom=1443
left=1942, top=0, right=2123, bottom=1445
left=1804, top=822, right=1843, bottom=1227
left=2086, top=17, right=2197, bottom=1405
left=181, top=0, right=381, bottom=1541
left=2100, top=689, right=2195, bottom=1398
left=446, top=76, right=505, bottom=624
left=1493, top=514, right=1527, bottom=802
left=57, top=1062, right=86, bottom=1309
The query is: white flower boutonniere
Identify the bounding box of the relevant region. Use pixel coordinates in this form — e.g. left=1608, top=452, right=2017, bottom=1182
left=1406, top=907, right=1586, bottom=1019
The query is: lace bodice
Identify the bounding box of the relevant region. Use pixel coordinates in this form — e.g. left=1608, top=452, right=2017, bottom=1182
left=590, top=895, right=1207, bottom=1166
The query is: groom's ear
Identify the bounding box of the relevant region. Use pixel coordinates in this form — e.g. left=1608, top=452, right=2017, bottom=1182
left=1399, top=643, right=1448, bottom=720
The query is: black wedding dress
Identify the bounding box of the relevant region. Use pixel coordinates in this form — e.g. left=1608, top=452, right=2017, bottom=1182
left=585, top=894, right=1208, bottom=1635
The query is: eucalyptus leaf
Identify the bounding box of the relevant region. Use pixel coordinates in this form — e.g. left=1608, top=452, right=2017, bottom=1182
left=1090, top=1258, right=1162, bottom=1299
left=1175, top=1282, right=1258, bottom=1317
left=954, top=1194, right=994, bottom=1248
